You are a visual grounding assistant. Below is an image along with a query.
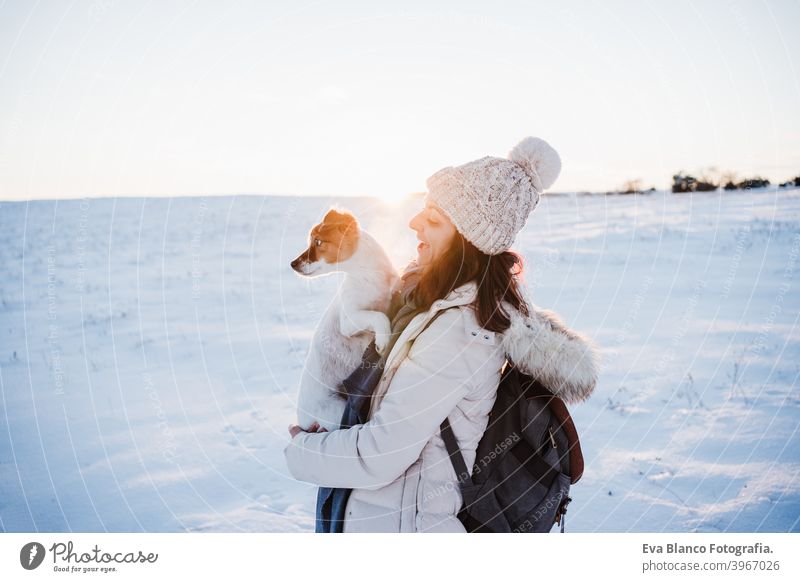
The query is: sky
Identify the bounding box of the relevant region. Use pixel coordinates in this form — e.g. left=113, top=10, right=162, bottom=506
left=0, top=0, right=798, bottom=201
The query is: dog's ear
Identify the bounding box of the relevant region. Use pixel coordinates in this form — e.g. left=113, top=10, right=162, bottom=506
left=323, top=208, right=359, bottom=232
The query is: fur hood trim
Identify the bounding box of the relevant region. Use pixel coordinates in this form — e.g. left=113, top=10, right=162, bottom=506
left=499, top=299, right=601, bottom=404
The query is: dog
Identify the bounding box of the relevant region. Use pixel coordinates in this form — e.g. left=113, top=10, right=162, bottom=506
left=290, top=207, right=399, bottom=431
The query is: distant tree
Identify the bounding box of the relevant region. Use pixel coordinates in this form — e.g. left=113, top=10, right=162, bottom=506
left=721, top=170, right=738, bottom=191
left=695, top=178, right=718, bottom=191
left=736, top=177, right=771, bottom=190
left=672, top=173, right=695, bottom=193
left=672, top=170, right=717, bottom=192
left=696, top=167, right=719, bottom=191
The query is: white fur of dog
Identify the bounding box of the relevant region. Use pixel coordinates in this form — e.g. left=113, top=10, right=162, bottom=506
left=290, top=207, right=399, bottom=431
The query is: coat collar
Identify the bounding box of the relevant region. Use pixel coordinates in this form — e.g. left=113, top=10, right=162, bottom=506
left=381, top=280, right=479, bottom=372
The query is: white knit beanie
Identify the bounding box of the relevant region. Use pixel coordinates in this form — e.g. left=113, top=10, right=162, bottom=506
left=425, top=136, right=562, bottom=255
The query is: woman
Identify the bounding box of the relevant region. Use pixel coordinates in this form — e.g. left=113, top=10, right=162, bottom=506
left=285, top=136, right=600, bottom=533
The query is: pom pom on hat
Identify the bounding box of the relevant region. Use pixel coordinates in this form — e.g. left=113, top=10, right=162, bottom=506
left=508, top=136, right=562, bottom=192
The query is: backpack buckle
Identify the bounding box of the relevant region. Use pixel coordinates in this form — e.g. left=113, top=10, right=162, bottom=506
left=555, top=496, right=572, bottom=533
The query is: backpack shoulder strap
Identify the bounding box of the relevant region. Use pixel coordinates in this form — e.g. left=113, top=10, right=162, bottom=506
left=440, top=417, right=472, bottom=486
left=415, top=305, right=461, bottom=336
left=440, top=416, right=475, bottom=524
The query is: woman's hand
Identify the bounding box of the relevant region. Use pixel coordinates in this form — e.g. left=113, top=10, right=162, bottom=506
left=288, top=421, right=328, bottom=439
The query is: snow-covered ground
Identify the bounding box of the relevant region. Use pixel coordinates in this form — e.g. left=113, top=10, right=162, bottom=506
left=1, top=188, right=798, bottom=532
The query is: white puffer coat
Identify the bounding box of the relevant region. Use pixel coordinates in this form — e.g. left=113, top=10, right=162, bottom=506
left=284, top=279, right=601, bottom=532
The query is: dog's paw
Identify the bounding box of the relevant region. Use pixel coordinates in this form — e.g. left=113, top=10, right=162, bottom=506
left=371, top=313, right=392, bottom=354
left=374, top=330, right=391, bottom=355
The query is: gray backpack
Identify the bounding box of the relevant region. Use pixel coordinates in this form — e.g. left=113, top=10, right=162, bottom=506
left=440, top=357, right=585, bottom=533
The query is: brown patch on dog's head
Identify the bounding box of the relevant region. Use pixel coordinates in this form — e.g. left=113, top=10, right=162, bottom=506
left=290, top=207, right=360, bottom=276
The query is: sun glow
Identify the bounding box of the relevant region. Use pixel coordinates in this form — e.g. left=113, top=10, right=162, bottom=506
left=376, top=190, right=419, bottom=208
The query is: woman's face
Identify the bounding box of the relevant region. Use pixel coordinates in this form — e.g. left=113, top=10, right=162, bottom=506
left=408, top=198, right=457, bottom=267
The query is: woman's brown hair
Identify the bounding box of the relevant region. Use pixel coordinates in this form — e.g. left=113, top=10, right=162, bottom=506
left=410, top=231, right=531, bottom=333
